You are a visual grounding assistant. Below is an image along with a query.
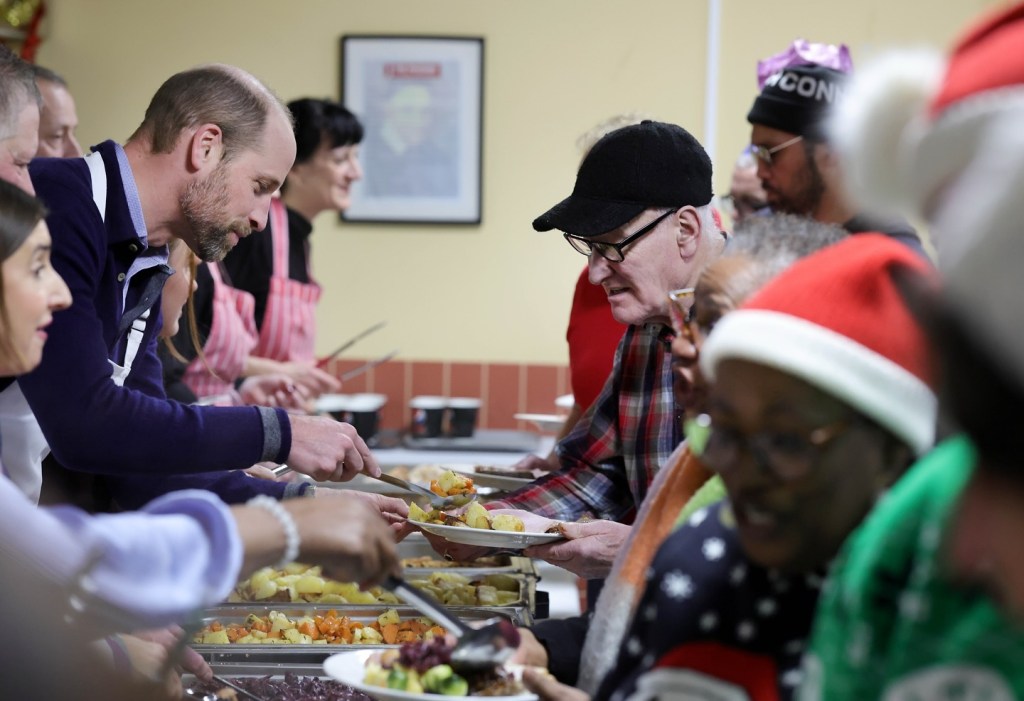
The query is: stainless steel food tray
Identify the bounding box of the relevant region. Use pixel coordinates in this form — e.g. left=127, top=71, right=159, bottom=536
left=181, top=664, right=362, bottom=700
left=227, top=568, right=534, bottom=610
left=191, top=605, right=530, bottom=664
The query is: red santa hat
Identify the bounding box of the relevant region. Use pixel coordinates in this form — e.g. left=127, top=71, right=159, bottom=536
left=831, top=2, right=1024, bottom=266
left=700, top=235, right=937, bottom=455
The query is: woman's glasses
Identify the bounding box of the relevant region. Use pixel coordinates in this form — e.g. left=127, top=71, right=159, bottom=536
left=684, top=412, right=856, bottom=481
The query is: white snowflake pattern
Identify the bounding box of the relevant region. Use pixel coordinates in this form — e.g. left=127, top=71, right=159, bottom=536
left=626, top=636, right=643, bottom=657
left=783, top=639, right=804, bottom=655
left=642, top=653, right=656, bottom=668
left=781, top=669, right=803, bottom=687
left=805, top=572, right=824, bottom=589
left=689, top=507, right=709, bottom=526
left=737, top=620, right=756, bottom=641
left=702, top=537, right=726, bottom=561
left=699, top=612, right=718, bottom=631
left=757, top=597, right=778, bottom=617
left=729, top=563, right=747, bottom=585
left=661, top=570, right=695, bottom=600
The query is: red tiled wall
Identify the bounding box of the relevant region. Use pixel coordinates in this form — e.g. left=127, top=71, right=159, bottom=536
left=326, top=358, right=571, bottom=432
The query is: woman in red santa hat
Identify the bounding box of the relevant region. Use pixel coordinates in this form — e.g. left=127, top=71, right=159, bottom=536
left=524, top=234, right=937, bottom=701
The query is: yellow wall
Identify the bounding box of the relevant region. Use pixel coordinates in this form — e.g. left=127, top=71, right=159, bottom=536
left=37, top=0, right=1004, bottom=364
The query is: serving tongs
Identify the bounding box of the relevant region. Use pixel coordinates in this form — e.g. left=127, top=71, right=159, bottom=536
left=371, top=472, right=475, bottom=510
left=383, top=575, right=520, bottom=673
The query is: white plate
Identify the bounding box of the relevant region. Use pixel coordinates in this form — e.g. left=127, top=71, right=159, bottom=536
left=323, top=649, right=538, bottom=701
left=513, top=413, right=566, bottom=433
left=448, top=465, right=535, bottom=491
left=409, top=510, right=564, bottom=550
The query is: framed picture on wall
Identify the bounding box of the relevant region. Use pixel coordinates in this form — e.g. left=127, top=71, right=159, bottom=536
left=340, top=35, right=484, bottom=225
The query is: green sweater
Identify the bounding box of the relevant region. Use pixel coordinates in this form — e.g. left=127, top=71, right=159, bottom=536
left=800, top=436, right=1024, bottom=700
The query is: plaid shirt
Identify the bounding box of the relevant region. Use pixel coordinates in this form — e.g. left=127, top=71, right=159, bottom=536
left=493, top=323, right=682, bottom=522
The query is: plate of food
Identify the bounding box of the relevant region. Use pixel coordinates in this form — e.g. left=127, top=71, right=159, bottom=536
left=407, top=504, right=564, bottom=550
left=324, top=641, right=537, bottom=701
left=447, top=465, right=537, bottom=491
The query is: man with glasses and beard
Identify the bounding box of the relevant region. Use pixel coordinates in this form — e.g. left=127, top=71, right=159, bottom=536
left=21, top=64, right=402, bottom=514
left=746, top=64, right=928, bottom=257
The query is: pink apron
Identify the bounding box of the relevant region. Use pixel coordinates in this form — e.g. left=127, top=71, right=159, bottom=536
left=251, top=198, right=321, bottom=363
left=183, top=262, right=260, bottom=399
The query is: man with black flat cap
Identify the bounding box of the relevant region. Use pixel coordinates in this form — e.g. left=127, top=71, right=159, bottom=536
left=487, top=121, right=725, bottom=585
left=747, top=64, right=927, bottom=256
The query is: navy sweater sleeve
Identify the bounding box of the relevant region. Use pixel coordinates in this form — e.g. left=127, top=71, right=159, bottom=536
left=108, top=470, right=293, bottom=509
left=22, top=148, right=291, bottom=475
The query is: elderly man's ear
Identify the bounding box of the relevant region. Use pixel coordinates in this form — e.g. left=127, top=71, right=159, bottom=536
left=675, top=205, right=703, bottom=258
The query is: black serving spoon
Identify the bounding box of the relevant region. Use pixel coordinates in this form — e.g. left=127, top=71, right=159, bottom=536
left=383, top=575, right=520, bottom=673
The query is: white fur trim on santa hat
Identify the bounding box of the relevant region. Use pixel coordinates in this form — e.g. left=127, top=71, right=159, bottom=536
left=700, top=309, right=937, bottom=455
left=829, top=49, right=945, bottom=214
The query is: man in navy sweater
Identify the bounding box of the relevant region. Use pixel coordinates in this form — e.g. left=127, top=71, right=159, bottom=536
left=20, top=64, right=391, bottom=509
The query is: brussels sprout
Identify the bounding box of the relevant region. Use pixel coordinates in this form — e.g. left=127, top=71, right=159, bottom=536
left=439, top=674, right=469, bottom=696
left=387, top=666, right=409, bottom=690
left=421, top=664, right=453, bottom=692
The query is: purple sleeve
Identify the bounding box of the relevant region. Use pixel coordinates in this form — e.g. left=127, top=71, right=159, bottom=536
left=0, top=476, right=241, bottom=632
left=106, top=469, right=297, bottom=510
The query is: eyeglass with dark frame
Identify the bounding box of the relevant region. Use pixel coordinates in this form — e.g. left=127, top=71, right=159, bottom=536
left=563, top=207, right=678, bottom=262
left=749, top=135, right=804, bottom=167
left=683, top=411, right=857, bottom=481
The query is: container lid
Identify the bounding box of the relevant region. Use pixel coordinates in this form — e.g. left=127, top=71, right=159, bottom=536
left=448, top=397, right=481, bottom=409
left=315, top=393, right=351, bottom=412
left=347, top=393, right=387, bottom=411
left=410, top=395, right=446, bottom=409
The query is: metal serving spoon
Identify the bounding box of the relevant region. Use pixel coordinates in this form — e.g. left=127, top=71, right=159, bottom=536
left=383, top=575, right=520, bottom=673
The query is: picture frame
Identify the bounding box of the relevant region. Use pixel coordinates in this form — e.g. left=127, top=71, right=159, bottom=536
left=340, top=35, right=484, bottom=225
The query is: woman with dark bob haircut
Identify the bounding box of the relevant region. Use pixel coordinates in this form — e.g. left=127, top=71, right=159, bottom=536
left=162, top=98, right=365, bottom=405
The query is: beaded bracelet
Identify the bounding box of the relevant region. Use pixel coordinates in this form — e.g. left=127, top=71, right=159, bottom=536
left=247, top=494, right=300, bottom=569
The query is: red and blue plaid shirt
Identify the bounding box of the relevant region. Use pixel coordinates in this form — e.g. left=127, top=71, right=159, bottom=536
left=493, top=323, right=682, bottom=523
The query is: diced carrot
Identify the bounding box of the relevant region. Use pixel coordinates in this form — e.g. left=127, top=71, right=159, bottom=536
left=396, top=630, right=418, bottom=643
left=429, top=481, right=446, bottom=497
left=428, top=625, right=446, bottom=638
left=406, top=620, right=427, bottom=635
left=381, top=623, right=399, bottom=644
left=209, top=621, right=223, bottom=632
